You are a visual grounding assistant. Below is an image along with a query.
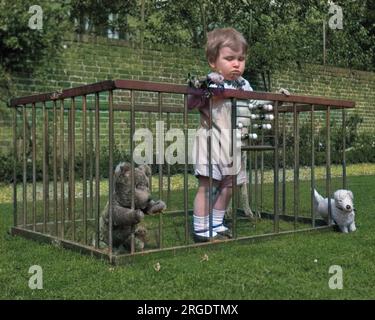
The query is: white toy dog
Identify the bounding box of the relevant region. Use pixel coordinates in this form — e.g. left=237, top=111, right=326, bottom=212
left=313, top=189, right=356, bottom=233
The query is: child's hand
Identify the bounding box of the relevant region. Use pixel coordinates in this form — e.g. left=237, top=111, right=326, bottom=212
left=207, top=72, right=224, bottom=85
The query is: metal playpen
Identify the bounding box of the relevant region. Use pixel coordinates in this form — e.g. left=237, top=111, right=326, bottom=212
left=9, top=80, right=355, bottom=264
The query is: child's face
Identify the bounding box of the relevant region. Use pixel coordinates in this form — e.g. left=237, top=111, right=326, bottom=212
left=209, top=46, right=246, bottom=81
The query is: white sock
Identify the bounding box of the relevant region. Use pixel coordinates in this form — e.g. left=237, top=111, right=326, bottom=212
left=212, top=208, right=228, bottom=232
left=193, top=215, right=217, bottom=238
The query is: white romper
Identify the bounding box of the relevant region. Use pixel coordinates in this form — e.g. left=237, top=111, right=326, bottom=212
left=192, top=75, right=253, bottom=185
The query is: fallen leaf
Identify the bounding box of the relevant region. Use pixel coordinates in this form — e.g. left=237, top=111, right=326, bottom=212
left=200, top=254, right=209, bottom=262
left=154, top=262, right=161, bottom=272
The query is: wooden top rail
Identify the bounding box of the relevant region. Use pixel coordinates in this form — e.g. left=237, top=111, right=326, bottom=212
left=10, top=79, right=355, bottom=109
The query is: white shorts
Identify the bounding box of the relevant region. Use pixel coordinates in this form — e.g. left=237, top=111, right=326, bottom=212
left=194, top=153, right=248, bottom=186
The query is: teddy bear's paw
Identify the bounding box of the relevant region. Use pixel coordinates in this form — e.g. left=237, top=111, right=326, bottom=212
left=148, top=200, right=166, bottom=215
left=134, top=209, right=145, bottom=221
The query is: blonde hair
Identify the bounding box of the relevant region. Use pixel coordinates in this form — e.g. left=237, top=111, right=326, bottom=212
left=205, top=28, right=248, bottom=64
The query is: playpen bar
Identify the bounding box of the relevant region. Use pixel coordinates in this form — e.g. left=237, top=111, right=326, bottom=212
left=282, top=113, right=286, bottom=215
left=278, top=104, right=353, bottom=113
left=89, top=104, right=94, bottom=220
left=241, top=145, right=275, bottom=151
left=113, top=80, right=355, bottom=108
left=10, top=80, right=355, bottom=109
left=53, top=101, right=58, bottom=236
left=60, top=100, right=65, bottom=238
left=311, top=105, right=316, bottom=228
left=232, top=178, right=239, bottom=239
left=115, top=104, right=184, bottom=114
left=67, top=105, right=72, bottom=230
left=158, top=92, right=164, bottom=249
left=82, top=95, right=88, bottom=245
left=342, top=109, right=347, bottom=189
left=247, top=150, right=252, bottom=217
left=293, top=103, right=300, bottom=229
left=108, top=91, right=114, bottom=254
left=183, top=95, right=189, bottom=244
left=166, top=113, right=171, bottom=206
left=10, top=80, right=115, bottom=106
left=130, top=90, right=136, bottom=253
left=94, top=93, right=101, bottom=248
left=32, top=103, right=36, bottom=231
left=22, top=105, right=27, bottom=228
left=326, top=107, right=332, bottom=225
left=231, top=98, right=238, bottom=239
left=148, top=113, right=153, bottom=193
left=260, top=129, right=264, bottom=215
left=43, top=102, right=50, bottom=233
left=247, top=116, right=253, bottom=212
left=222, top=91, right=355, bottom=108
left=72, top=100, right=77, bottom=239
left=208, top=98, right=213, bottom=239
left=273, top=101, right=280, bottom=233
left=254, top=151, right=259, bottom=221
left=13, top=108, right=18, bottom=227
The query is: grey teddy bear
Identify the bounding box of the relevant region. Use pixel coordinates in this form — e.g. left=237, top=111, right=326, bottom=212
left=99, top=162, right=166, bottom=252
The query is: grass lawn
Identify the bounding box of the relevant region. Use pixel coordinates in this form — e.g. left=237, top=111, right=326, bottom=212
left=0, top=171, right=375, bottom=299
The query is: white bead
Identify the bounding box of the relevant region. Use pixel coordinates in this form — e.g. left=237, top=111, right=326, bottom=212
left=264, top=104, right=273, bottom=111
left=264, top=124, right=272, bottom=130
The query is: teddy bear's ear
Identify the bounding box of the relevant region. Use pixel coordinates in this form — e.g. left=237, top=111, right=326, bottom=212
left=121, top=162, right=131, bottom=173
left=115, top=162, right=130, bottom=176
left=138, top=164, right=152, bottom=177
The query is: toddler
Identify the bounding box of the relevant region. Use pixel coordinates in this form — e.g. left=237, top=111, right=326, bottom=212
left=188, top=28, right=253, bottom=242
